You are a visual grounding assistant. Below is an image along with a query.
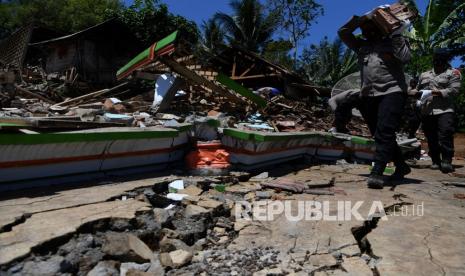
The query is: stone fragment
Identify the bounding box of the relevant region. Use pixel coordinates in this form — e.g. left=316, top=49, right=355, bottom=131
left=159, top=253, right=173, bottom=268
left=192, top=251, right=205, bottom=263
left=256, top=191, right=272, bottom=199
left=87, top=261, right=119, bottom=276
left=341, top=257, right=372, bottom=275
left=179, top=185, right=203, bottom=196
left=159, top=237, right=191, bottom=253
left=192, top=238, right=207, bottom=251
left=171, top=217, right=207, bottom=244
left=147, top=254, right=165, bottom=275
left=169, top=249, right=193, bottom=268
left=161, top=228, right=179, bottom=239
left=213, top=227, right=226, bottom=235
left=126, top=270, right=152, bottom=276
left=21, top=256, right=70, bottom=276
left=245, top=192, right=256, bottom=201
left=184, top=204, right=209, bottom=217
left=218, top=236, right=229, bottom=244
left=102, top=232, right=154, bottom=263
left=253, top=267, right=283, bottom=276
left=153, top=208, right=172, bottom=225
left=120, top=262, right=151, bottom=276
left=197, top=199, right=223, bottom=209
left=250, top=172, right=269, bottom=181
left=229, top=171, right=251, bottom=182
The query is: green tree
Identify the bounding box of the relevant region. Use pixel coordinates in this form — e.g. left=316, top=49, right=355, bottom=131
left=402, top=0, right=465, bottom=74
left=0, top=0, right=123, bottom=39
left=111, top=0, right=199, bottom=47
left=299, top=37, right=358, bottom=87
left=213, top=0, right=278, bottom=52
left=266, top=0, right=323, bottom=61
left=263, top=39, right=294, bottom=69
left=201, top=18, right=225, bottom=55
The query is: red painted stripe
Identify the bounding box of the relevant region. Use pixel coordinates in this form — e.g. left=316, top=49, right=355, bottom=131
left=0, top=144, right=186, bottom=169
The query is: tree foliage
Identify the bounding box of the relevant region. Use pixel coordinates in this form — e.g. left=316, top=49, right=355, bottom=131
left=298, top=37, right=358, bottom=87
left=402, top=0, right=465, bottom=75
left=0, top=0, right=199, bottom=47
left=213, top=0, right=278, bottom=52
left=0, top=0, right=123, bottom=39
left=110, top=0, right=199, bottom=47
left=266, top=0, right=323, bottom=61
left=201, top=18, right=225, bottom=55
left=262, top=39, right=295, bottom=70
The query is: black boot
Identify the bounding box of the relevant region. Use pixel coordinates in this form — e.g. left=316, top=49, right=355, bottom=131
left=431, top=157, right=441, bottom=170
left=367, top=163, right=386, bottom=189
left=390, top=162, right=411, bottom=181
left=440, top=160, right=454, bottom=173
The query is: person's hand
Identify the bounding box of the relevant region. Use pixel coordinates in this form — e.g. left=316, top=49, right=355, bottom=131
left=419, top=90, right=433, bottom=101
left=391, top=19, right=411, bottom=36
left=408, top=89, right=419, bottom=96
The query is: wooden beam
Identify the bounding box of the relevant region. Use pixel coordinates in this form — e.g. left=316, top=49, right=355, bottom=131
left=231, top=56, right=237, bottom=78
left=239, top=64, right=256, bottom=77
left=14, top=85, right=55, bottom=104
left=231, top=73, right=280, bottom=80
left=52, top=82, right=128, bottom=107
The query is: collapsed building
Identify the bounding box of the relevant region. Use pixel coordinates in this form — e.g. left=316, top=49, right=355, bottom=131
left=1, top=10, right=464, bottom=276
left=0, top=22, right=420, bottom=187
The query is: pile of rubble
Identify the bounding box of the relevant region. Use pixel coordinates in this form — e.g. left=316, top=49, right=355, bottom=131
left=0, top=166, right=340, bottom=276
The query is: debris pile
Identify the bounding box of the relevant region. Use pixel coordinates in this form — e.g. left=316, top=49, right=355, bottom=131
left=0, top=171, right=309, bottom=275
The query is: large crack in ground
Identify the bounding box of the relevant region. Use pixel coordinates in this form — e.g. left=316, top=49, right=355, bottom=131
left=349, top=201, right=413, bottom=276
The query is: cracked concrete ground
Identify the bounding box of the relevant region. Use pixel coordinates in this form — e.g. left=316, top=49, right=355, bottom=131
left=1, top=160, right=465, bottom=275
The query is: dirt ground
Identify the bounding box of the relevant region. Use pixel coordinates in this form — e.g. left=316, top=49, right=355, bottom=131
left=1, top=159, right=464, bottom=275
left=454, top=132, right=465, bottom=158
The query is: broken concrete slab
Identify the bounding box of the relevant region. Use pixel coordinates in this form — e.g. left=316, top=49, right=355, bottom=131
left=169, top=249, right=192, bottom=268
left=102, top=232, right=154, bottom=263
left=179, top=185, right=203, bottom=196
left=0, top=199, right=150, bottom=266
left=184, top=204, right=209, bottom=217
left=197, top=199, right=223, bottom=209
left=0, top=177, right=174, bottom=231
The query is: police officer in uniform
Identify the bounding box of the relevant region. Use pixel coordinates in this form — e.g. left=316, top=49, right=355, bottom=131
left=338, top=11, right=412, bottom=189
left=415, top=50, right=462, bottom=173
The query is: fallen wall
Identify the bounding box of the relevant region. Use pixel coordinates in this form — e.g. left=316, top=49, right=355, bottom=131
left=0, top=125, right=191, bottom=185
left=222, top=128, right=375, bottom=169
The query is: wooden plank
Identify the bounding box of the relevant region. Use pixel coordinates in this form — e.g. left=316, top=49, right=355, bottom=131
left=52, top=82, right=128, bottom=107
left=14, top=85, right=55, bottom=104
left=216, top=73, right=267, bottom=108
left=231, top=73, right=280, bottom=80
left=239, top=64, right=256, bottom=77
left=232, top=56, right=237, bottom=78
